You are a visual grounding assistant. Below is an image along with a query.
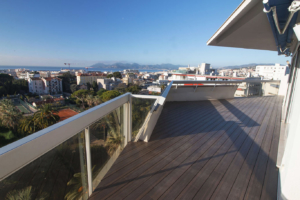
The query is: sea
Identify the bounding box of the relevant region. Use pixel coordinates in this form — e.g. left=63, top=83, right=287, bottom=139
left=0, top=66, right=167, bottom=73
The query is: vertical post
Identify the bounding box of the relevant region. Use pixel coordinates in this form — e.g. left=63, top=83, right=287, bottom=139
left=246, top=83, right=250, bottom=97
left=123, top=94, right=132, bottom=144
left=123, top=103, right=128, bottom=145
left=85, top=127, right=93, bottom=196
left=128, top=95, right=132, bottom=142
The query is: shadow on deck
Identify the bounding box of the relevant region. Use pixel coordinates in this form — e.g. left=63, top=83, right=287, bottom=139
left=90, top=96, right=282, bottom=200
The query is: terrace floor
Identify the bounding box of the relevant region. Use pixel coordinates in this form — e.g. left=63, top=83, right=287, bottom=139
left=90, top=96, right=283, bottom=200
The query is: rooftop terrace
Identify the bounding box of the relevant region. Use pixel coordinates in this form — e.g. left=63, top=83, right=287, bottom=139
left=90, top=95, right=282, bottom=200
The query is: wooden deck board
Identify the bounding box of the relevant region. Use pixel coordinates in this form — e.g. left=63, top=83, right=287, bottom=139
left=90, top=96, right=282, bottom=200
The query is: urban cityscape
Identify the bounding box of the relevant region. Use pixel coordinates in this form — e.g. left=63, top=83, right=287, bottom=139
left=1, top=0, right=300, bottom=200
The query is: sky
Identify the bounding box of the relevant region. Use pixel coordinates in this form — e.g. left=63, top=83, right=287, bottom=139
left=0, top=0, right=289, bottom=68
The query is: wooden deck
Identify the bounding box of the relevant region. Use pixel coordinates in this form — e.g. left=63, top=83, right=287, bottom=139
left=90, top=96, right=283, bottom=200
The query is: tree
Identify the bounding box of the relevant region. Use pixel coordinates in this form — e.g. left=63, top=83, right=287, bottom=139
left=92, top=81, right=98, bottom=92
left=100, top=91, right=121, bottom=102
left=86, top=95, right=94, bottom=107
left=112, top=72, right=122, bottom=79
left=20, top=104, right=60, bottom=134
left=96, top=88, right=107, bottom=96
left=0, top=86, right=6, bottom=97
left=34, top=104, right=60, bottom=129
left=58, top=72, right=76, bottom=93
left=86, top=82, right=91, bottom=91
left=93, top=96, right=102, bottom=106
left=126, top=85, right=141, bottom=94
left=114, top=83, right=126, bottom=94
left=0, top=99, right=22, bottom=131
left=107, top=74, right=113, bottom=78
left=71, top=89, right=94, bottom=108
left=70, top=84, right=78, bottom=93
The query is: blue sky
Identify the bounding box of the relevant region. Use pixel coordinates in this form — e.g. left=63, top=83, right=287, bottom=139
left=0, top=0, right=289, bottom=68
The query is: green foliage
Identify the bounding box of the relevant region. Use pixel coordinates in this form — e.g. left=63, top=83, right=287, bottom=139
left=0, top=99, right=22, bottom=131
left=113, top=72, right=122, bottom=79
left=106, top=74, right=113, bottom=78
left=71, top=89, right=94, bottom=108
left=92, top=81, right=98, bottom=91
left=5, top=186, right=32, bottom=200
left=19, top=104, right=60, bottom=135
left=58, top=72, right=76, bottom=93
left=132, top=98, right=154, bottom=137
left=71, top=89, right=94, bottom=98
left=150, top=92, right=160, bottom=96
left=86, top=82, right=91, bottom=90
left=0, top=74, right=28, bottom=96
left=126, top=85, right=141, bottom=94
left=96, top=88, right=107, bottom=96
left=70, top=84, right=78, bottom=93
left=100, top=90, right=121, bottom=102
left=0, top=86, right=7, bottom=97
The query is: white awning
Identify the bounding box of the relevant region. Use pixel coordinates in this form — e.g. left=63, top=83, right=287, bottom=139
left=207, top=0, right=299, bottom=52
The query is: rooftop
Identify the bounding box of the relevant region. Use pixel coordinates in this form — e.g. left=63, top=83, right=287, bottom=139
left=90, top=96, right=282, bottom=200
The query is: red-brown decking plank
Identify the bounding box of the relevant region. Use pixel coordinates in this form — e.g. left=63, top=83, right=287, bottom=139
left=104, top=99, right=249, bottom=179
left=90, top=98, right=254, bottom=199
left=158, top=96, right=270, bottom=200
left=109, top=98, right=259, bottom=199
left=101, top=98, right=257, bottom=200
left=209, top=96, right=277, bottom=200
left=260, top=96, right=282, bottom=200
left=227, top=96, right=279, bottom=200
left=141, top=97, right=267, bottom=200
left=88, top=96, right=280, bottom=200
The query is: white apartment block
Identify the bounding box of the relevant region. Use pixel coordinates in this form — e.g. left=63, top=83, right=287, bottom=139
left=147, top=85, right=162, bottom=93
left=97, top=77, right=122, bottom=90
left=256, top=63, right=289, bottom=80
left=28, top=77, right=63, bottom=95
left=77, top=73, right=106, bottom=85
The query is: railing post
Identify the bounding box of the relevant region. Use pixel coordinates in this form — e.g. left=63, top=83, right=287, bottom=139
left=123, top=94, right=132, bottom=144
left=85, top=127, right=93, bottom=196
left=128, top=95, right=132, bottom=142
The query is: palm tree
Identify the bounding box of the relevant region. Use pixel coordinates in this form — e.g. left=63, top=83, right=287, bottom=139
left=20, top=104, right=60, bottom=134
left=93, top=96, right=102, bottom=106
left=19, top=116, right=36, bottom=135
left=0, top=99, right=22, bottom=131
left=34, top=104, right=60, bottom=129
left=85, top=95, right=94, bottom=108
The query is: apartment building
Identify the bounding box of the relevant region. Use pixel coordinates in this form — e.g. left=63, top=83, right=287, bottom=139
left=97, top=77, right=122, bottom=90
left=77, top=72, right=106, bottom=85
left=256, top=63, right=289, bottom=80
left=28, top=77, right=63, bottom=95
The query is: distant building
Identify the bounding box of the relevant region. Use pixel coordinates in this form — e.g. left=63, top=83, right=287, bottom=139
left=199, top=63, right=211, bottom=75
left=255, top=63, right=289, bottom=80
left=28, top=77, right=63, bottom=95
left=147, top=85, right=161, bottom=93
left=122, top=74, right=134, bottom=85
left=123, top=69, right=139, bottom=74
left=97, top=77, right=122, bottom=90
left=77, top=72, right=106, bottom=85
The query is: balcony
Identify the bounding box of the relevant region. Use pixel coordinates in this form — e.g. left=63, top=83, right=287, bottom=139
left=0, top=80, right=282, bottom=199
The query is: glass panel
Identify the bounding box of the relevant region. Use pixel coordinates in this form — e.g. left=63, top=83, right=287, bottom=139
left=132, top=97, right=156, bottom=140
left=89, top=106, right=124, bottom=191
left=234, top=82, right=279, bottom=97
left=0, top=131, right=89, bottom=200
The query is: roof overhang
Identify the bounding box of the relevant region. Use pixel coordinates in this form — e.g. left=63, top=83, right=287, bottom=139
left=207, top=0, right=300, bottom=55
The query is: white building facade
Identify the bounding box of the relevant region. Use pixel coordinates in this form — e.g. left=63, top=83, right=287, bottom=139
left=255, top=63, right=289, bottom=80
left=28, top=77, right=63, bottom=95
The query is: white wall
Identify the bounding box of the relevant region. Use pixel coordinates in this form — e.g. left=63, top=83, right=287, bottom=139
left=279, top=66, right=300, bottom=200
left=166, top=85, right=238, bottom=102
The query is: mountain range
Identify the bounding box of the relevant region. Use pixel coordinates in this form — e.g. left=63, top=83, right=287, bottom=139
left=90, top=62, right=185, bottom=70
